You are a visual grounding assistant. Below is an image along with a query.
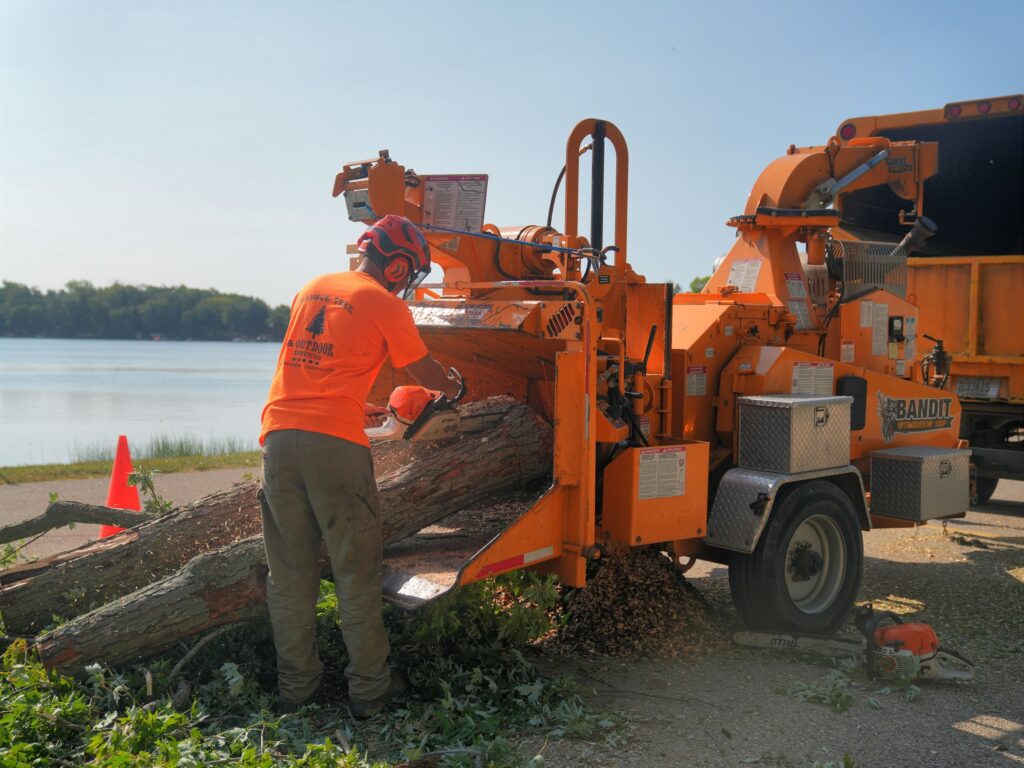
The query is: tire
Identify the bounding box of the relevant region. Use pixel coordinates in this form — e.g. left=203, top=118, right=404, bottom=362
left=974, top=476, right=999, bottom=505
left=729, top=481, right=863, bottom=635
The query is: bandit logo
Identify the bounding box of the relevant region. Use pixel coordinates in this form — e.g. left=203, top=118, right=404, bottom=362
left=876, top=392, right=954, bottom=442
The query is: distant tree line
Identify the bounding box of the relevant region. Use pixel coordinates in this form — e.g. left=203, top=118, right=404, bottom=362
left=0, top=281, right=291, bottom=341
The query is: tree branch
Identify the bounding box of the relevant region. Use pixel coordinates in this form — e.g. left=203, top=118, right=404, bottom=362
left=0, top=501, right=157, bottom=545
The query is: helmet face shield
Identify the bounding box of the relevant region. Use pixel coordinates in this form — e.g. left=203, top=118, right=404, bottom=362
left=401, top=268, right=429, bottom=301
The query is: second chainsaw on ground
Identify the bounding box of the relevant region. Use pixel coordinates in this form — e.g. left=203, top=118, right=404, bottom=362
left=734, top=604, right=975, bottom=682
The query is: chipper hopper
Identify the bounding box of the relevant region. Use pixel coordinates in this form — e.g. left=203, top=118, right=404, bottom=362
left=337, top=119, right=970, bottom=634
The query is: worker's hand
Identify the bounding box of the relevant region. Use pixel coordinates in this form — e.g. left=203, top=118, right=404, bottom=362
left=363, top=403, right=390, bottom=428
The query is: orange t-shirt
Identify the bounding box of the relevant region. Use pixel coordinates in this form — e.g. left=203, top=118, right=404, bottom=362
left=260, top=271, right=428, bottom=447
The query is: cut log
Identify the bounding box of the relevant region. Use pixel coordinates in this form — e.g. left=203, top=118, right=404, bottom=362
left=16, top=398, right=552, bottom=668
left=35, top=538, right=271, bottom=671
left=0, top=483, right=263, bottom=634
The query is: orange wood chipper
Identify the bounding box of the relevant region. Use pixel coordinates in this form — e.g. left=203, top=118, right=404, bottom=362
left=337, top=117, right=975, bottom=634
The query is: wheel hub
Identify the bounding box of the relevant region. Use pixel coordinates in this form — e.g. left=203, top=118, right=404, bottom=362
left=790, top=543, right=824, bottom=580
left=784, top=514, right=847, bottom=614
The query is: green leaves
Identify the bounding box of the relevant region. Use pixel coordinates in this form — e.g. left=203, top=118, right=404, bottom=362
left=127, top=467, right=174, bottom=516
left=0, top=572, right=612, bottom=767
left=786, top=668, right=856, bottom=713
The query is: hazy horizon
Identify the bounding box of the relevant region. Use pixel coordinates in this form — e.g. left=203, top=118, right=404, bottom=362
left=2, top=0, right=1022, bottom=308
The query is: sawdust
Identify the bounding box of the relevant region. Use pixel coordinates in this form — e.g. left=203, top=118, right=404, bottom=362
left=548, top=550, right=725, bottom=659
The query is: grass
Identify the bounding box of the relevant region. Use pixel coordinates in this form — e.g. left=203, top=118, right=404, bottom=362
left=69, top=435, right=257, bottom=462
left=0, top=450, right=261, bottom=485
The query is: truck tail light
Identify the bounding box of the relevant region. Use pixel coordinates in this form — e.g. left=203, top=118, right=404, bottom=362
left=839, top=123, right=856, bottom=141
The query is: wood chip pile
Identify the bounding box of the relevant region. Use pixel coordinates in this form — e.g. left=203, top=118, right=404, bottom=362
left=550, top=550, right=724, bottom=658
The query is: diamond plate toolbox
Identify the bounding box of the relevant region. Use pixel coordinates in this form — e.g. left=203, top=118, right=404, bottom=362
left=870, top=446, right=970, bottom=521
left=738, top=395, right=852, bottom=474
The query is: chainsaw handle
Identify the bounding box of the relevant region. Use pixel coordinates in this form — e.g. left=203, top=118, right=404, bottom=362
left=447, top=366, right=466, bottom=403
left=855, top=603, right=904, bottom=680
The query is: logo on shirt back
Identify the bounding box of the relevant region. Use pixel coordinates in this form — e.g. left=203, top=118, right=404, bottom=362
left=285, top=303, right=335, bottom=368
left=305, top=306, right=327, bottom=337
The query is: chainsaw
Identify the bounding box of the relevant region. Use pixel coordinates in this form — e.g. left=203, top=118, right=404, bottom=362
left=733, top=604, right=975, bottom=681
left=365, top=367, right=465, bottom=442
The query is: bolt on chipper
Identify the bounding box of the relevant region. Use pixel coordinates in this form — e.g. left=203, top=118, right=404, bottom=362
left=341, top=117, right=971, bottom=636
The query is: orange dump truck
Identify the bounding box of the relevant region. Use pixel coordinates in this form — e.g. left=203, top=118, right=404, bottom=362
left=834, top=96, right=1024, bottom=501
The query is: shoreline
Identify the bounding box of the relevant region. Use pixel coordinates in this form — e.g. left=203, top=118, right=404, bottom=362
left=0, top=450, right=261, bottom=485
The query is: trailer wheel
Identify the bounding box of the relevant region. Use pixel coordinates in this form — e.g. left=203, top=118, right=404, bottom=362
left=729, top=481, right=863, bottom=635
left=974, top=476, right=998, bottom=505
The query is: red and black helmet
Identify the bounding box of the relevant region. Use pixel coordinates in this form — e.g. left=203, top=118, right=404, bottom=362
left=357, top=214, right=431, bottom=299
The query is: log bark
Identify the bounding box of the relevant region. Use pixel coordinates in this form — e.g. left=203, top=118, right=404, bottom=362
left=0, top=483, right=263, bottom=634
left=0, top=502, right=159, bottom=545
left=18, top=398, right=552, bottom=669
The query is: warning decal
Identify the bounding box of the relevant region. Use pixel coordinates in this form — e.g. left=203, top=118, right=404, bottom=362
left=638, top=445, right=686, bottom=500
left=784, top=272, right=807, bottom=299
left=840, top=340, right=855, bottom=363
left=859, top=300, right=873, bottom=328
left=686, top=365, right=707, bottom=396
left=787, top=299, right=813, bottom=330
left=872, top=303, right=889, bottom=356
left=725, top=259, right=762, bottom=293
left=791, top=361, right=834, bottom=396
left=422, top=175, right=488, bottom=233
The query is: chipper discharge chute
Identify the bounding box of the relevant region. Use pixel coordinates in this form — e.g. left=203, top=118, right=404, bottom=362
left=336, top=117, right=970, bottom=635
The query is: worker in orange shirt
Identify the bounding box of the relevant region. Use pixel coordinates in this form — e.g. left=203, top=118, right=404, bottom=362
left=259, top=214, right=461, bottom=717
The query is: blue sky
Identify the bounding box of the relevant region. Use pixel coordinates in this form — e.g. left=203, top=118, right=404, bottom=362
left=1, top=0, right=1021, bottom=308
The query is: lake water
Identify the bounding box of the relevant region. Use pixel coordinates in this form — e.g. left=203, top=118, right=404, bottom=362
left=0, top=338, right=281, bottom=466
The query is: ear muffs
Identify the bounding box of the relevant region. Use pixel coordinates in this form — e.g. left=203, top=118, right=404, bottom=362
left=383, top=256, right=411, bottom=284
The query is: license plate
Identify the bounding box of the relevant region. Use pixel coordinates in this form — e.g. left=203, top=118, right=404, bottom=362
left=956, top=377, right=1001, bottom=400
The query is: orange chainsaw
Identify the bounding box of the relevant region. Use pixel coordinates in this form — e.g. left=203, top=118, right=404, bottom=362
left=733, top=604, right=975, bottom=681
left=365, top=367, right=465, bottom=442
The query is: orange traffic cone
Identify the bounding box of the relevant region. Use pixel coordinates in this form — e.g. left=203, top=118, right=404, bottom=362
left=98, top=435, right=141, bottom=538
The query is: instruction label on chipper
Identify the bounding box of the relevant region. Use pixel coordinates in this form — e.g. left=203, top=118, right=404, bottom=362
left=422, top=174, right=488, bottom=233
left=638, top=446, right=686, bottom=500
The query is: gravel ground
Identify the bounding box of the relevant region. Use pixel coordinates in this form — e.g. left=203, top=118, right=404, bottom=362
left=532, top=480, right=1024, bottom=768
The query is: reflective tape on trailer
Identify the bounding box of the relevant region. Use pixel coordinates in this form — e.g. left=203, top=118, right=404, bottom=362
left=474, top=545, right=555, bottom=579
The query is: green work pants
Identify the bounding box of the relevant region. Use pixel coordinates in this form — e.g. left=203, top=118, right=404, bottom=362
left=260, top=429, right=391, bottom=704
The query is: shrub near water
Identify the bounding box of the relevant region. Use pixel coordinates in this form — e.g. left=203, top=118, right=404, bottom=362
left=0, top=573, right=614, bottom=767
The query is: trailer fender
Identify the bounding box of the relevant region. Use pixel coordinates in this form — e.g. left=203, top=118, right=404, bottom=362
left=705, top=466, right=869, bottom=554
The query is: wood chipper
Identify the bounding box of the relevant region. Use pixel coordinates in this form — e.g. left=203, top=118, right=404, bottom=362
left=335, top=118, right=970, bottom=634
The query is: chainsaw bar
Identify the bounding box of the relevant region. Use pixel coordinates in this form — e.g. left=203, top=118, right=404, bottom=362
left=733, top=630, right=863, bottom=660
left=733, top=630, right=975, bottom=681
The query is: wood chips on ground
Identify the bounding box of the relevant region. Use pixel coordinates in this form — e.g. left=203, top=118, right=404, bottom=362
left=548, top=549, right=725, bottom=658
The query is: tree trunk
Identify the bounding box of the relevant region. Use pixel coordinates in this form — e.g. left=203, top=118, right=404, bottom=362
left=16, top=398, right=552, bottom=669
left=0, top=484, right=263, bottom=634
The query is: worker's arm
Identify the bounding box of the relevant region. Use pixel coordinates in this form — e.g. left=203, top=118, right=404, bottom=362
left=401, top=354, right=463, bottom=400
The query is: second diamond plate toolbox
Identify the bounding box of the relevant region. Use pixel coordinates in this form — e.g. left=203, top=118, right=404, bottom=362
left=870, top=446, right=970, bottom=521
left=738, top=395, right=852, bottom=474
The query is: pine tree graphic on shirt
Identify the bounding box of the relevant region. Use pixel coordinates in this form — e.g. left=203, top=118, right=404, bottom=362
left=305, top=305, right=326, bottom=337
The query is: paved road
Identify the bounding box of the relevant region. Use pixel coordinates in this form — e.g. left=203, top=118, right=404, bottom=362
left=0, top=467, right=255, bottom=558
